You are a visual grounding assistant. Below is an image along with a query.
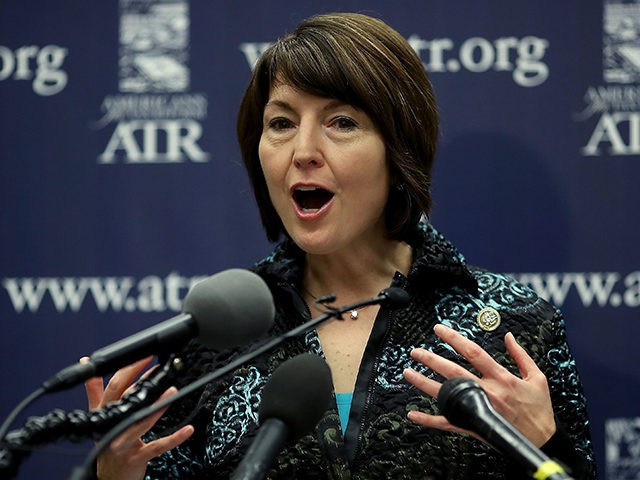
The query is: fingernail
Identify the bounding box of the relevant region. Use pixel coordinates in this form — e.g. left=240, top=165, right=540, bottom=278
left=434, top=324, right=447, bottom=334
left=160, top=386, right=178, bottom=398
left=403, top=368, right=417, bottom=379
left=410, top=348, right=427, bottom=360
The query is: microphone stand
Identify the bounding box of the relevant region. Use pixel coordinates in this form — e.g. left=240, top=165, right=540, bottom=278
left=68, top=291, right=399, bottom=480
left=0, top=354, right=183, bottom=479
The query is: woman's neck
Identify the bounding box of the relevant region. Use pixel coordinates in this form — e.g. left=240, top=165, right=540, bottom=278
left=302, top=238, right=412, bottom=304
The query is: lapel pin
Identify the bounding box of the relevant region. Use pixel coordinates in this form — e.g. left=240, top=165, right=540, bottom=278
left=476, top=307, right=501, bottom=332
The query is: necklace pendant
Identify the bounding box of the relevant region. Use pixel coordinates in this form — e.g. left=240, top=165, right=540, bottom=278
left=350, top=309, right=359, bottom=320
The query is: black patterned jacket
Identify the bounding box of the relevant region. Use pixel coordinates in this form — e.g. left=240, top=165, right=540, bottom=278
left=145, top=223, right=597, bottom=479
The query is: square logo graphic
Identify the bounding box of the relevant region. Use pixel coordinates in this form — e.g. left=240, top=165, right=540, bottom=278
left=119, top=0, right=189, bottom=93
left=604, top=0, right=640, bottom=84
left=606, top=417, right=640, bottom=480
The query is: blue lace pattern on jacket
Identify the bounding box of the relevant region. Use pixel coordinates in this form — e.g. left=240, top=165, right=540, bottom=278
left=144, top=222, right=596, bottom=480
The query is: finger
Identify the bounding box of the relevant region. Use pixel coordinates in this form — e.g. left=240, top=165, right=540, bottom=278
left=407, top=411, right=450, bottom=429
left=410, top=346, right=480, bottom=383
left=137, top=425, right=194, bottom=463
left=434, top=324, right=506, bottom=378
left=82, top=357, right=105, bottom=411
left=407, top=410, right=485, bottom=443
left=121, top=363, right=160, bottom=397
left=101, top=356, right=154, bottom=407
left=112, top=387, right=179, bottom=444
left=505, top=332, right=540, bottom=380
left=85, top=377, right=105, bottom=410
left=99, top=424, right=194, bottom=480
left=406, top=411, right=471, bottom=436
left=403, top=367, right=441, bottom=398
left=138, top=363, right=159, bottom=380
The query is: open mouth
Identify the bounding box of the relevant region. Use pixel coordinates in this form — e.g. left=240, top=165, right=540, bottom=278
left=293, top=186, right=334, bottom=212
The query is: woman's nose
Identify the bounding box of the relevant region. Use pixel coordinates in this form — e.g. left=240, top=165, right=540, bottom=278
left=292, top=125, right=324, bottom=168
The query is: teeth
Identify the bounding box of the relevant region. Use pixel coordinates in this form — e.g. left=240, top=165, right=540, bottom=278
left=295, top=186, right=319, bottom=191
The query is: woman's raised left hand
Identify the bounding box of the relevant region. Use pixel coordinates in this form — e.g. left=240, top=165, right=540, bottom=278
left=403, top=323, right=556, bottom=447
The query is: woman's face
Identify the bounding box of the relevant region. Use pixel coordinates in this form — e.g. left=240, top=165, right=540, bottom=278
left=258, top=83, right=390, bottom=255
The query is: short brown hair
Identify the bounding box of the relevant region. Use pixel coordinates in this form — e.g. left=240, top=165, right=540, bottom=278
left=237, top=12, right=439, bottom=242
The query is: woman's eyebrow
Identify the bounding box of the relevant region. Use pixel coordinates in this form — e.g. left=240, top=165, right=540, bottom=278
left=264, top=99, right=291, bottom=109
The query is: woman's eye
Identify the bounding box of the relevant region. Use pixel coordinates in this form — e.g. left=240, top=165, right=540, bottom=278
left=331, top=116, right=358, bottom=131
left=267, top=117, right=293, bottom=130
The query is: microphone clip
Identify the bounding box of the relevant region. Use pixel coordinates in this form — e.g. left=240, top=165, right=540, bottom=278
left=308, top=287, right=409, bottom=321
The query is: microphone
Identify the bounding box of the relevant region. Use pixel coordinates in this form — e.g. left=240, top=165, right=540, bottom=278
left=231, top=353, right=332, bottom=480
left=438, top=377, right=574, bottom=480
left=41, top=269, right=275, bottom=393
left=68, top=287, right=407, bottom=480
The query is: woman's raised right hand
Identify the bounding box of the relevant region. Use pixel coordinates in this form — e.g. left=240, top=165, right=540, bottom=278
left=83, top=357, right=194, bottom=480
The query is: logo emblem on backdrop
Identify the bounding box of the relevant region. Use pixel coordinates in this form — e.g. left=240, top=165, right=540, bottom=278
left=119, top=1, right=189, bottom=93
left=606, top=417, right=640, bottom=480
left=96, top=0, right=210, bottom=164
left=577, top=0, right=640, bottom=156
left=604, top=4, right=640, bottom=84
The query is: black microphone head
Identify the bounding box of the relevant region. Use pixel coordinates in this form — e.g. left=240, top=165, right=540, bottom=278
left=437, top=377, right=495, bottom=433
left=378, top=287, right=410, bottom=307
left=182, top=269, right=275, bottom=350
left=259, top=353, right=332, bottom=442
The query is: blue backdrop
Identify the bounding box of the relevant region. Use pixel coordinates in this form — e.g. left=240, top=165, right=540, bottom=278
left=1, top=1, right=638, bottom=478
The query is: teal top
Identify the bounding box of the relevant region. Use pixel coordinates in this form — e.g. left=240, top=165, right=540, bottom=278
left=335, top=393, right=353, bottom=434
